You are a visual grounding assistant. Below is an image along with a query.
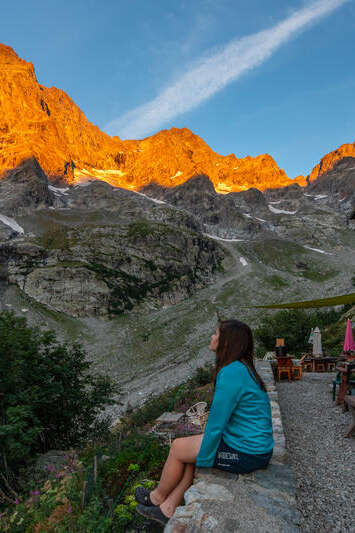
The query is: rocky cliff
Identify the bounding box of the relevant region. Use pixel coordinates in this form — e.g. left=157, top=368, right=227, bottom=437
left=308, top=142, right=355, bottom=182
left=0, top=159, right=225, bottom=317
left=0, top=43, right=300, bottom=193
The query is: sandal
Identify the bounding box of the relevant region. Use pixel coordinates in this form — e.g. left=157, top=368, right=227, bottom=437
left=134, top=486, right=156, bottom=507
left=136, top=503, right=170, bottom=525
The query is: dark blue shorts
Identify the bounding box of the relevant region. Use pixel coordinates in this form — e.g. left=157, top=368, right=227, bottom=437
left=214, top=438, right=273, bottom=474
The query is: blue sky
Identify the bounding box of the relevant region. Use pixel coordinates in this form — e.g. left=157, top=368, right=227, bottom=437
left=1, top=0, right=355, bottom=177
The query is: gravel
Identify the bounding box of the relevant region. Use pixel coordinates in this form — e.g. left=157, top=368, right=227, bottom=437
left=277, top=373, right=355, bottom=533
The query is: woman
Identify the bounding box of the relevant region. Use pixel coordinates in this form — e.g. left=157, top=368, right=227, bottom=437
left=135, top=319, right=274, bottom=526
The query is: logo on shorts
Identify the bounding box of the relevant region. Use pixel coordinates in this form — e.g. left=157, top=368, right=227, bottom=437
left=217, top=451, right=239, bottom=461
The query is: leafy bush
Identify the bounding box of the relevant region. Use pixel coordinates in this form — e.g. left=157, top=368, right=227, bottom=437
left=0, top=312, right=118, bottom=479
left=0, top=356, right=214, bottom=532
left=255, top=307, right=346, bottom=355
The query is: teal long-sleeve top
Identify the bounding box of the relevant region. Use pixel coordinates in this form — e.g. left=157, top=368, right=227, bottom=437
left=196, top=361, right=274, bottom=467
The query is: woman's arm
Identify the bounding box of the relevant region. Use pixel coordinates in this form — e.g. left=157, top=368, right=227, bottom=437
left=196, top=365, right=243, bottom=467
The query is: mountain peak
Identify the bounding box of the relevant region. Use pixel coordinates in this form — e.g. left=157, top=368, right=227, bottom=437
left=0, top=44, right=22, bottom=63
left=0, top=43, right=349, bottom=194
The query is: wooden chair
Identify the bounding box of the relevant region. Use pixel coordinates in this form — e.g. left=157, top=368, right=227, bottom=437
left=292, top=365, right=302, bottom=380
left=277, top=367, right=292, bottom=382
left=299, top=354, right=313, bottom=372
left=314, top=361, right=326, bottom=372
left=326, top=362, right=336, bottom=372
left=277, top=357, right=292, bottom=382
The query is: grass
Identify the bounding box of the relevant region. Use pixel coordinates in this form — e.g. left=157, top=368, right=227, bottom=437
left=237, top=239, right=338, bottom=282
left=302, top=268, right=338, bottom=282
left=264, top=275, right=290, bottom=289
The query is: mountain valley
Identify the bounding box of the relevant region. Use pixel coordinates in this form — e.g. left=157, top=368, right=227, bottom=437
left=1, top=43, right=355, bottom=420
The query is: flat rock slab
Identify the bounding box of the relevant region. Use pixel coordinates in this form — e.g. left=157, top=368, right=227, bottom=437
left=165, top=464, right=301, bottom=533
left=156, top=412, right=185, bottom=423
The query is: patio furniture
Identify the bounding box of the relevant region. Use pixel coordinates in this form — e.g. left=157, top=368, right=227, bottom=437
left=276, top=357, right=293, bottom=382
left=345, top=363, right=355, bottom=406
left=326, top=361, right=336, bottom=372
left=277, top=366, right=292, bottom=382
left=344, top=396, right=355, bottom=438
left=292, top=365, right=302, bottom=380
left=336, top=363, right=355, bottom=411
left=314, top=361, right=326, bottom=372
left=186, top=402, right=209, bottom=430
left=332, top=372, right=342, bottom=402
left=302, top=358, right=313, bottom=372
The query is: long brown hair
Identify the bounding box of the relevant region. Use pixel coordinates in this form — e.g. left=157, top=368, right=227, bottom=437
left=214, top=319, right=266, bottom=392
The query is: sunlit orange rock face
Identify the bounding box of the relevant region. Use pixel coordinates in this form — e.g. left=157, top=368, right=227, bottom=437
left=0, top=43, right=335, bottom=193
left=308, top=142, right=355, bottom=183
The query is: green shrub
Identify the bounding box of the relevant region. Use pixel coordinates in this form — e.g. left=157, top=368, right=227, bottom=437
left=0, top=312, right=118, bottom=481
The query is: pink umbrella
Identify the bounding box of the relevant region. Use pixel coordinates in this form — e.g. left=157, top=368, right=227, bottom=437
left=343, top=319, right=355, bottom=352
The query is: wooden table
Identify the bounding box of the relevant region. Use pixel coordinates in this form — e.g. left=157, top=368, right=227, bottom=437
left=344, top=396, right=355, bottom=438
left=304, top=357, right=338, bottom=372
left=335, top=363, right=355, bottom=411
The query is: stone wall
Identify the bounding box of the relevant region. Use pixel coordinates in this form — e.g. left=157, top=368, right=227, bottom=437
left=165, top=361, right=301, bottom=532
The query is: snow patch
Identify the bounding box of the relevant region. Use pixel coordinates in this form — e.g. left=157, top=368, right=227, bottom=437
left=203, top=233, right=246, bottom=242
left=268, top=200, right=282, bottom=204
left=304, top=193, right=328, bottom=200
left=0, top=214, right=24, bottom=234
left=268, top=205, right=297, bottom=215
left=304, top=245, right=332, bottom=255
left=170, top=170, right=183, bottom=180
left=239, top=257, right=248, bottom=266
left=243, top=213, right=266, bottom=223
left=133, top=191, right=166, bottom=205
left=74, top=180, right=96, bottom=187
left=49, top=185, right=69, bottom=195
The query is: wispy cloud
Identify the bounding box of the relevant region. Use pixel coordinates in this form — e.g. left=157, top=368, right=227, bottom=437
left=105, top=0, right=348, bottom=139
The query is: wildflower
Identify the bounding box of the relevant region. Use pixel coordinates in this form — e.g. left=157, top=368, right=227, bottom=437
left=14, top=498, right=20, bottom=505
left=67, top=504, right=72, bottom=514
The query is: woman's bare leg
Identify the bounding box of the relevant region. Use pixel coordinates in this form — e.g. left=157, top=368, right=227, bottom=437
left=150, top=434, right=203, bottom=505
left=160, top=463, right=194, bottom=517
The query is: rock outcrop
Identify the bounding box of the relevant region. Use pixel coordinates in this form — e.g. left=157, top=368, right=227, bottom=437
left=0, top=157, right=53, bottom=215
left=2, top=219, right=224, bottom=317
left=308, top=142, right=355, bottom=183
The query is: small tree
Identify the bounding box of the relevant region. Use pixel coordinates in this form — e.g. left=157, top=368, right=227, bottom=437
left=0, top=312, right=118, bottom=478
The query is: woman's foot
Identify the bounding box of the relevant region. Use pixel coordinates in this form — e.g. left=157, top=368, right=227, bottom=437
left=136, top=504, right=170, bottom=525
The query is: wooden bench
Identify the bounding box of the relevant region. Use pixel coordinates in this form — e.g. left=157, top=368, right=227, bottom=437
left=344, top=396, right=355, bottom=438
